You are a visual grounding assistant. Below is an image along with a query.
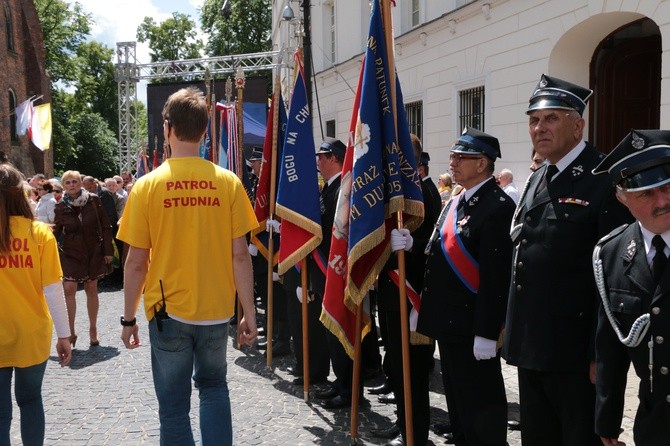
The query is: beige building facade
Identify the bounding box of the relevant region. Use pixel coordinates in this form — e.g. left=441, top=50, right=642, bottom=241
left=272, top=0, right=669, bottom=185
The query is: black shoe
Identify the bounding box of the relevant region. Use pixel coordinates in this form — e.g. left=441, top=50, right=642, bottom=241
left=362, top=366, right=383, bottom=382
left=371, top=424, right=400, bottom=439
left=378, top=393, right=396, bottom=404
left=321, top=395, right=351, bottom=409
left=271, top=341, right=290, bottom=357
left=507, top=420, right=521, bottom=431
left=434, top=422, right=452, bottom=435
left=314, top=387, right=338, bottom=399
left=293, top=376, right=328, bottom=386
left=368, top=381, right=393, bottom=395
left=256, top=340, right=268, bottom=350
left=383, top=435, right=405, bottom=446
left=443, top=432, right=455, bottom=444
left=287, top=366, right=303, bottom=376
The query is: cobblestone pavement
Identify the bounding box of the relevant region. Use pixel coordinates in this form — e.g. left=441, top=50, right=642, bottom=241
left=9, top=285, right=638, bottom=445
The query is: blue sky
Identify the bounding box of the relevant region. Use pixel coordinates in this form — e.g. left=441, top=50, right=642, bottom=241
left=65, top=0, right=205, bottom=102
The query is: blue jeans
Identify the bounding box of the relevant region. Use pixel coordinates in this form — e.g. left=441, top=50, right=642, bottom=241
left=0, top=361, right=48, bottom=446
left=148, top=317, right=232, bottom=446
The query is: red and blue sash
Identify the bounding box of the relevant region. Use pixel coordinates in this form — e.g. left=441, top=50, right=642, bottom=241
left=440, top=194, right=479, bottom=293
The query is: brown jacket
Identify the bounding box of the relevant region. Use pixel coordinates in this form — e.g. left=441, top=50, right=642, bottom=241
left=54, top=194, right=114, bottom=281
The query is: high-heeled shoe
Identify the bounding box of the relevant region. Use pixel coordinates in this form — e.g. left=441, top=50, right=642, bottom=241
left=89, top=328, right=99, bottom=347
left=69, top=334, right=78, bottom=348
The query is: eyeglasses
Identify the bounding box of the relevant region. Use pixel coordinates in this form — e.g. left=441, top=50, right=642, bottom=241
left=449, top=153, right=483, bottom=163
left=63, top=180, right=79, bottom=185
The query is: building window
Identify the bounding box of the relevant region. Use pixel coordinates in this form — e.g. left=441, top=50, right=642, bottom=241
left=8, top=89, right=17, bottom=144
left=325, top=119, right=336, bottom=138
left=459, top=86, right=485, bottom=131
left=329, top=3, right=336, bottom=64
left=411, top=0, right=420, bottom=27
left=4, top=4, right=13, bottom=52
left=405, top=100, right=423, bottom=140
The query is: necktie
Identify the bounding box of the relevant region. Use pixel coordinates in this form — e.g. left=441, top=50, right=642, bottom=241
left=651, top=235, right=667, bottom=283
left=535, top=164, right=558, bottom=196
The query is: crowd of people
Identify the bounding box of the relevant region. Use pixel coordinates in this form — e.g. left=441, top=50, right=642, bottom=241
left=4, top=73, right=670, bottom=446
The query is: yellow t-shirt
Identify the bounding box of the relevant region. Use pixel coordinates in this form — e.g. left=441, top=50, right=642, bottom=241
left=118, top=157, right=258, bottom=322
left=0, top=217, right=63, bottom=367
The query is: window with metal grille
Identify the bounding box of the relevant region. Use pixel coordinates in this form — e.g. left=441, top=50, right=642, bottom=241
left=411, top=0, right=420, bottom=27
left=459, top=86, right=485, bottom=131
left=405, top=100, right=423, bottom=140
left=325, top=119, right=336, bottom=138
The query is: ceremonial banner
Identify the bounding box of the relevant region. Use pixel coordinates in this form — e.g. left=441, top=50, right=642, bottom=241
left=320, top=65, right=369, bottom=358
left=217, top=102, right=254, bottom=200
left=251, top=80, right=287, bottom=264
left=275, top=55, right=322, bottom=275
left=136, top=151, right=149, bottom=178
left=199, top=117, right=212, bottom=161
left=345, top=0, right=424, bottom=308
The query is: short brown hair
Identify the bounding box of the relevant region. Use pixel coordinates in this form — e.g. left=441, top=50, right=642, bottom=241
left=162, top=87, right=209, bottom=143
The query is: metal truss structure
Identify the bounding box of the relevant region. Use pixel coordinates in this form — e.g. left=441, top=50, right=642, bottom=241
left=115, top=41, right=281, bottom=173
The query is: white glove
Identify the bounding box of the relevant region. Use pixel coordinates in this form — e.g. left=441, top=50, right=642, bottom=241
left=248, top=243, right=258, bottom=256
left=296, top=286, right=303, bottom=303
left=272, top=272, right=280, bottom=282
left=391, top=228, right=413, bottom=252
left=266, top=219, right=281, bottom=234
left=473, top=336, right=497, bottom=361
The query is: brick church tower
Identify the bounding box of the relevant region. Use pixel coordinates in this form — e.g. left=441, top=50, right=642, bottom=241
left=0, top=0, right=51, bottom=176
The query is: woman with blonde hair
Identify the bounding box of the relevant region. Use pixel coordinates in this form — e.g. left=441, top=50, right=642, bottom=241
left=53, top=170, right=113, bottom=347
left=437, top=172, right=453, bottom=201
left=0, top=163, right=71, bottom=446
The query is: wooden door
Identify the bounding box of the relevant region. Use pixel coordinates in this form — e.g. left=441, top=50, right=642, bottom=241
left=591, top=30, right=661, bottom=153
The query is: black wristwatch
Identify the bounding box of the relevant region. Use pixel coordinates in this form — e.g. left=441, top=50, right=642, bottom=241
left=120, top=316, right=137, bottom=327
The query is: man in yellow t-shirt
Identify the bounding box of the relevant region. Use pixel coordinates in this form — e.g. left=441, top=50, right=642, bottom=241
left=118, top=87, right=258, bottom=446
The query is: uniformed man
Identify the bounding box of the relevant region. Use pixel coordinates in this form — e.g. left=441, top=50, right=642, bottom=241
left=376, top=134, right=440, bottom=446
left=416, top=127, right=515, bottom=445
left=503, top=74, right=633, bottom=446
left=592, top=129, right=670, bottom=446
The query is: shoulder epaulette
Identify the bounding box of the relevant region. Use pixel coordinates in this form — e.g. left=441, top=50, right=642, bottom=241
left=596, top=223, right=629, bottom=247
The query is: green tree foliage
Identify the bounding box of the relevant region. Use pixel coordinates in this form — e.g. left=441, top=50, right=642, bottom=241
left=73, top=41, right=118, bottom=135
left=136, top=12, right=203, bottom=62
left=35, top=0, right=130, bottom=177
left=200, top=0, right=271, bottom=57
left=64, top=112, right=118, bottom=179
left=35, top=0, right=91, bottom=84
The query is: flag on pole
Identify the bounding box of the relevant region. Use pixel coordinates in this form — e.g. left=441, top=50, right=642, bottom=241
left=251, top=84, right=287, bottom=264
left=152, top=148, right=160, bottom=170
left=345, top=0, right=424, bottom=309
left=15, top=97, right=33, bottom=136
left=217, top=101, right=254, bottom=201
left=320, top=64, right=367, bottom=358
left=29, top=103, right=52, bottom=151
left=136, top=151, right=149, bottom=178
left=274, top=54, right=322, bottom=275
left=199, top=117, right=213, bottom=160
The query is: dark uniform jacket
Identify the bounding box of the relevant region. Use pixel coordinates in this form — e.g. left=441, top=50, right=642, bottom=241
left=503, top=143, right=633, bottom=371
left=309, top=174, right=341, bottom=296
left=418, top=177, right=515, bottom=342
left=595, top=223, right=670, bottom=445
left=379, top=176, right=440, bottom=313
